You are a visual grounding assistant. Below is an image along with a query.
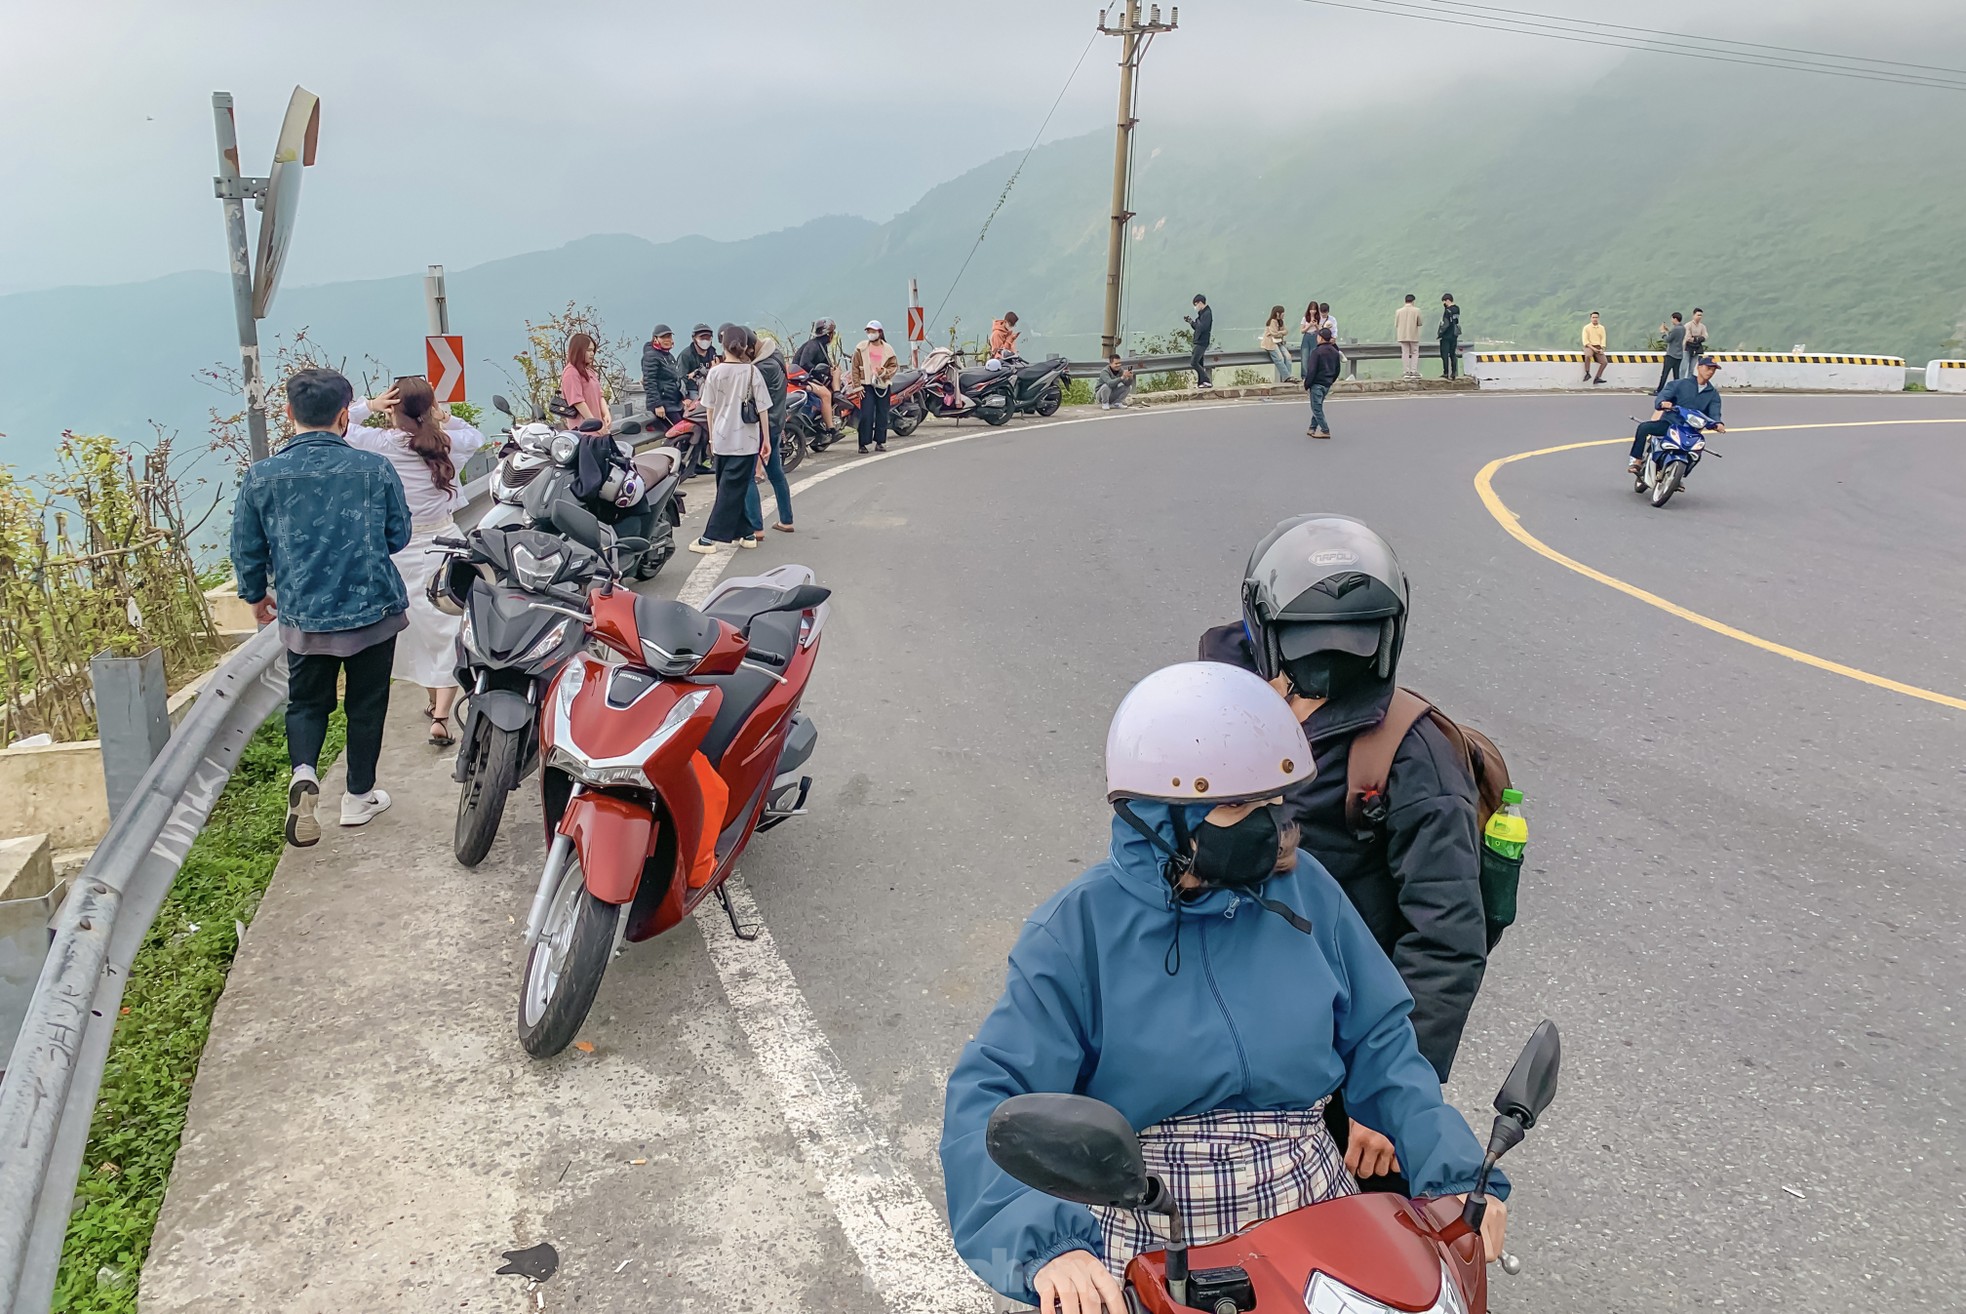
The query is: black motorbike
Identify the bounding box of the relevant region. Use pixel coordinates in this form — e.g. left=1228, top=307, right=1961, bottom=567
left=434, top=514, right=621, bottom=866
left=997, top=353, right=1071, bottom=417
left=491, top=398, right=682, bottom=582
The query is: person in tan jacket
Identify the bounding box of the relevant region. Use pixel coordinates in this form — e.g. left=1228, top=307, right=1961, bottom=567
left=1394, top=295, right=1425, bottom=380
left=1581, top=311, right=1609, bottom=384
left=1261, top=305, right=1293, bottom=382
left=847, top=320, right=901, bottom=452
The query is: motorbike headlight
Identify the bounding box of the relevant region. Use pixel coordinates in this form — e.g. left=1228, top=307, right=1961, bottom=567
left=518, top=620, right=571, bottom=667
left=1306, top=1261, right=1467, bottom=1314
left=511, top=542, right=563, bottom=593
left=550, top=432, right=579, bottom=465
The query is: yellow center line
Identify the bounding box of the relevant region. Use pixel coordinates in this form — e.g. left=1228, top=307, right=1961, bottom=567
left=1474, top=417, right=1966, bottom=713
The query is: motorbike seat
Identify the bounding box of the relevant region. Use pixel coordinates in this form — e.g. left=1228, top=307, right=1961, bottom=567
left=1015, top=362, right=1054, bottom=384
left=889, top=368, right=922, bottom=391
left=958, top=368, right=1000, bottom=391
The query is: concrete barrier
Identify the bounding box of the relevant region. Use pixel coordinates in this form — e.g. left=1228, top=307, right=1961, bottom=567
left=1471, top=351, right=1906, bottom=392
left=1926, top=360, right=1966, bottom=393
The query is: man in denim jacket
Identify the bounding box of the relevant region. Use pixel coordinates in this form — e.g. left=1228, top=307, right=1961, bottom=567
left=231, top=368, right=411, bottom=847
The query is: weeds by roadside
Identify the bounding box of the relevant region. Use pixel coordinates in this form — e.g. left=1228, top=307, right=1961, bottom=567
left=53, top=713, right=342, bottom=1313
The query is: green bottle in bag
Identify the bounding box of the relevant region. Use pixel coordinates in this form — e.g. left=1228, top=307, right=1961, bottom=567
left=1483, top=788, right=1527, bottom=860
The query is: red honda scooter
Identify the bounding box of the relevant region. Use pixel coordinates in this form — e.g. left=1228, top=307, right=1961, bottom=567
left=515, top=510, right=831, bottom=1057
left=986, top=1022, right=1560, bottom=1313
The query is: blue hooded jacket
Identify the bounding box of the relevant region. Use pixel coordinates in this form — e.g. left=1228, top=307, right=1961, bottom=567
left=939, top=801, right=1505, bottom=1305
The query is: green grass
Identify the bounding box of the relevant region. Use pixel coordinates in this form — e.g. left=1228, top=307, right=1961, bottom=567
left=1059, top=377, right=1093, bottom=407
left=52, top=712, right=342, bottom=1312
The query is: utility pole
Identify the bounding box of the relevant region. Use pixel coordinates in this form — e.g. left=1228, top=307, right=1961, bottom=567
left=1097, top=1, right=1177, bottom=360
left=424, top=264, right=450, bottom=334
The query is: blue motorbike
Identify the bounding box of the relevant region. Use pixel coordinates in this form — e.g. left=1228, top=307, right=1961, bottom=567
left=1635, top=404, right=1715, bottom=508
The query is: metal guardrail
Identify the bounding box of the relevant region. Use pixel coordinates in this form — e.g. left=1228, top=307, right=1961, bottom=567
left=1064, top=342, right=1413, bottom=380
left=0, top=624, right=288, bottom=1313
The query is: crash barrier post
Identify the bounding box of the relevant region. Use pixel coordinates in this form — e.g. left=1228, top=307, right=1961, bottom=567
left=1926, top=360, right=1966, bottom=393
left=0, top=625, right=288, bottom=1314
left=1471, top=351, right=1907, bottom=392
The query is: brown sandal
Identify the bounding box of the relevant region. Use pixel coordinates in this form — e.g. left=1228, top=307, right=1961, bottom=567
left=429, top=716, right=455, bottom=747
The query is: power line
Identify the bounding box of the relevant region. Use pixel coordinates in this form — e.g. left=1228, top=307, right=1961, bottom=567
left=1423, top=0, right=1966, bottom=78
left=1295, top=0, right=1966, bottom=92
left=926, top=32, right=1102, bottom=338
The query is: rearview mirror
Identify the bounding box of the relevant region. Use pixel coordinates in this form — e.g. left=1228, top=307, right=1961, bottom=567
left=1494, top=1019, right=1561, bottom=1128
left=986, top=1094, right=1151, bottom=1209
left=492, top=394, right=513, bottom=417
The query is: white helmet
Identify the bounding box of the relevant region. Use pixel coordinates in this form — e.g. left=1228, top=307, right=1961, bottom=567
left=1105, top=662, right=1313, bottom=804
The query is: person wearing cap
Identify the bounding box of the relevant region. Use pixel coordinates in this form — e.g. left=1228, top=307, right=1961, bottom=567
left=847, top=319, right=900, bottom=453
left=1629, top=355, right=1725, bottom=474
left=678, top=323, right=721, bottom=396
left=1199, top=515, right=1489, bottom=1194
left=940, top=661, right=1509, bottom=1312
left=640, top=324, right=687, bottom=424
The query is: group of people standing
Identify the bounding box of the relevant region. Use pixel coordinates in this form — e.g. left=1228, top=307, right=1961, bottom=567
left=1581, top=308, right=1711, bottom=387
left=1391, top=293, right=1462, bottom=382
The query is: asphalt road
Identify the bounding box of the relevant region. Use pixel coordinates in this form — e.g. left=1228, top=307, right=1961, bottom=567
left=147, top=389, right=1966, bottom=1312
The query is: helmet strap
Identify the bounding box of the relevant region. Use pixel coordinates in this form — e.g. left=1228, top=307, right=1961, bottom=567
left=1113, top=799, right=1194, bottom=884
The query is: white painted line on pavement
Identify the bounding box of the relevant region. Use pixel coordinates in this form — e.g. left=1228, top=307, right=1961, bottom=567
left=697, top=877, right=996, bottom=1313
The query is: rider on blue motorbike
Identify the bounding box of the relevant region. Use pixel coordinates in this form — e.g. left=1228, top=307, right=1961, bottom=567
left=1629, top=355, right=1725, bottom=473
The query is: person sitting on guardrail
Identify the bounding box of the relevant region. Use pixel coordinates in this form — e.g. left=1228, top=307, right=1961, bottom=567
left=231, top=367, right=411, bottom=847
left=990, top=311, right=1021, bottom=360
left=1094, top=355, right=1135, bottom=409
left=1262, top=305, right=1294, bottom=382
left=1581, top=312, right=1609, bottom=385
left=1629, top=355, right=1726, bottom=474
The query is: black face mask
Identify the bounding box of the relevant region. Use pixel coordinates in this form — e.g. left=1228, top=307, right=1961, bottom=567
left=1191, top=803, right=1293, bottom=890
left=1283, top=649, right=1375, bottom=700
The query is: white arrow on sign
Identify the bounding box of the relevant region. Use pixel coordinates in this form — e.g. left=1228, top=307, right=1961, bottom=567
left=425, top=334, right=465, bottom=403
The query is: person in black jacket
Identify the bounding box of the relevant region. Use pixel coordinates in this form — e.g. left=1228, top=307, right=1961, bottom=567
left=677, top=323, right=721, bottom=394
left=793, top=319, right=839, bottom=433
left=640, top=324, right=687, bottom=424
left=1437, top=293, right=1462, bottom=380
left=1304, top=327, right=1344, bottom=439
left=746, top=335, right=795, bottom=535
left=1199, top=513, right=1487, bottom=1195
left=1184, top=293, right=1214, bottom=388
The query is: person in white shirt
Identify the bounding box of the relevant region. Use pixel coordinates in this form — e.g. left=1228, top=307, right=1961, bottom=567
left=690, top=324, right=774, bottom=553
left=346, top=379, right=485, bottom=746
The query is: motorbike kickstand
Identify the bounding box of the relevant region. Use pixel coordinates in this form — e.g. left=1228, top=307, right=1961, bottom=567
left=715, top=884, right=761, bottom=942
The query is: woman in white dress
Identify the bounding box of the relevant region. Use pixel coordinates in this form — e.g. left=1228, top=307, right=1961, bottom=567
left=346, top=379, right=485, bottom=747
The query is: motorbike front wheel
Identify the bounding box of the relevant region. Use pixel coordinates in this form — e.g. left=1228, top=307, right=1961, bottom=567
left=779, top=422, right=808, bottom=475
left=517, top=852, right=621, bottom=1058
left=1034, top=384, right=1062, bottom=418
left=1650, top=462, right=1683, bottom=508
left=890, top=397, right=925, bottom=437
left=980, top=394, right=1013, bottom=427
left=454, top=717, right=522, bottom=867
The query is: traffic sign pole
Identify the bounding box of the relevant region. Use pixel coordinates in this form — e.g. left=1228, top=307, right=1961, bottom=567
left=424, top=265, right=449, bottom=335
left=907, top=278, right=924, bottom=367
left=212, top=92, right=270, bottom=464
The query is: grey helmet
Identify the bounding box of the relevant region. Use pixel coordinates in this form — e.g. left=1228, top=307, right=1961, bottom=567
left=1241, top=514, right=1409, bottom=690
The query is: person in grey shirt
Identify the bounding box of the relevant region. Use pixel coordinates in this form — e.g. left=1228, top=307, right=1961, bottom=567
left=1657, top=312, right=1687, bottom=390
left=1094, top=355, right=1136, bottom=409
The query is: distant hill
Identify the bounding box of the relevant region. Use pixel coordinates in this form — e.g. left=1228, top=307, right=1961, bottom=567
left=0, top=216, right=875, bottom=475
left=6, top=47, right=1964, bottom=478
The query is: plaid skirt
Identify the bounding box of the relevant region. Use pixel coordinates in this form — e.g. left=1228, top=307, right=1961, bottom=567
left=1090, top=1103, right=1355, bottom=1279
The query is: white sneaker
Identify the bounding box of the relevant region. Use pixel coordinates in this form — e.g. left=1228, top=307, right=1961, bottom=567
left=340, top=787, right=392, bottom=827
left=286, top=771, right=321, bottom=848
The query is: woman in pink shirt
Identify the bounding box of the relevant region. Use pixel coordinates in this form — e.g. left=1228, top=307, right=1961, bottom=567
left=559, top=332, right=612, bottom=430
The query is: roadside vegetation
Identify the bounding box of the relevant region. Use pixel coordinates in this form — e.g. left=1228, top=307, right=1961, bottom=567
left=53, top=713, right=344, bottom=1313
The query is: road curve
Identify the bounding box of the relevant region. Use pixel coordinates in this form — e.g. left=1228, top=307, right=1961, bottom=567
left=146, top=389, right=1966, bottom=1313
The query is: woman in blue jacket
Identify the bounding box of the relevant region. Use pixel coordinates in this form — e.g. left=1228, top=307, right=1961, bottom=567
left=940, top=662, right=1506, bottom=1313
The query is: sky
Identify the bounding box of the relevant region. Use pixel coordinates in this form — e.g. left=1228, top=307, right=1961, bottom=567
left=1, top=0, right=1958, bottom=295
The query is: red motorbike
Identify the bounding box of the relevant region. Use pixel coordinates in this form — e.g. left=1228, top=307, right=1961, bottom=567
left=794, top=362, right=930, bottom=450
left=986, top=1022, right=1560, bottom=1313
left=516, top=513, right=831, bottom=1057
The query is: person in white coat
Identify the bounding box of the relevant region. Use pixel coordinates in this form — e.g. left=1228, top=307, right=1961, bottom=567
left=346, top=379, right=485, bottom=746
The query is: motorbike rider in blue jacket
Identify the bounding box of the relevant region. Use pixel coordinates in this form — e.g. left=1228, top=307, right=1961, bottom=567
left=940, top=662, right=1507, bottom=1313
left=1630, top=356, right=1726, bottom=473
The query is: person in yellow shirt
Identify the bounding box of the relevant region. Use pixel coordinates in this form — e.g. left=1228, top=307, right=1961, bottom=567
left=1581, top=311, right=1608, bottom=385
